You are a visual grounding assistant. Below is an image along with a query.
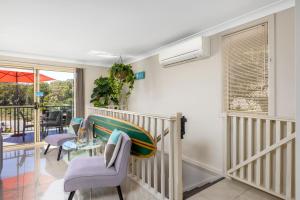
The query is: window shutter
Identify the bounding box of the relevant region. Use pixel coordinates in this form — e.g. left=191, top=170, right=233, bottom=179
left=223, top=23, right=268, bottom=114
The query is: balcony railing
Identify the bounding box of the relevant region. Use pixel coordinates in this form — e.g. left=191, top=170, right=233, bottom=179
left=0, top=105, right=72, bottom=135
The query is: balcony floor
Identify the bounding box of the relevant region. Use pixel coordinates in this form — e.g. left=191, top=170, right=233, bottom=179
left=0, top=146, right=157, bottom=200
left=2, top=129, right=65, bottom=146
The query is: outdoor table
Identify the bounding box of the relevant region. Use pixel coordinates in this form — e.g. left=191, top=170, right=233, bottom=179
left=62, top=138, right=106, bottom=161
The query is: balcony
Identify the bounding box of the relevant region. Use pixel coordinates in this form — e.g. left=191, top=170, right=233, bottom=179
left=0, top=105, right=72, bottom=146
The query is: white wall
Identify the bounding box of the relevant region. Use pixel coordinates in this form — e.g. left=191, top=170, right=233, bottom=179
left=84, top=67, right=108, bottom=116
left=275, top=8, right=295, bottom=117
left=128, top=8, right=295, bottom=174
left=129, top=38, right=224, bottom=173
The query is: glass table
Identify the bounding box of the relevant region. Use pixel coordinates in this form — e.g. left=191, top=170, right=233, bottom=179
left=62, top=138, right=106, bottom=161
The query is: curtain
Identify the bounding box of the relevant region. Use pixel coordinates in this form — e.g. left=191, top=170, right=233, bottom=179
left=75, top=68, right=85, bottom=117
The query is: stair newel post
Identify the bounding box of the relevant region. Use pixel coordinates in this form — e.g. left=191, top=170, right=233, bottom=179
left=174, top=112, right=183, bottom=200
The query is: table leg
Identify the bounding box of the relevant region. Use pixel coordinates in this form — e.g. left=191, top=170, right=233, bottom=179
left=68, top=151, right=70, bottom=161
left=89, top=149, right=92, bottom=157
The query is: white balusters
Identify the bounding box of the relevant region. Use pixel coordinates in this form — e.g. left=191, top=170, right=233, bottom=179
left=226, top=113, right=296, bottom=199
left=141, top=116, right=146, bottom=183
left=160, top=119, right=165, bottom=199
left=275, top=121, right=281, bottom=194
left=168, top=119, right=174, bottom=200
left=286, top=122, right=292, bottom=199
left=239, top=117, right=245, bottom=179
left=87, top=107, right=182, bottom=200
left=147, top=117, right=152, bottom=187
left=256, top=118, right=261, bottom=186
left=153, top=118, right=158, bottom=192
left=265, top=120, right=271, bottom=190
left=232, top=116, right=238, bottom=177
left=247, top=118, right=253, bottom=183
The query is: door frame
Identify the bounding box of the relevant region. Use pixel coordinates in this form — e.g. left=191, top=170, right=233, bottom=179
left=0, top=61, right=76, bottom=150
left=36, top=67, right=76, bottom=143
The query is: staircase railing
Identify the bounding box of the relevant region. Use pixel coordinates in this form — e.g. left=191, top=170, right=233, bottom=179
left=225, top=112, right=296, bottom=199
left=88, top=107, right=183, bottom=200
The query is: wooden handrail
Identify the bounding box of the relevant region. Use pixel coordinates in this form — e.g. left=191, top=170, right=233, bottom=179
left=226, top=112, right=295, bottom=122
left=88, top=107, right=177, bottom=120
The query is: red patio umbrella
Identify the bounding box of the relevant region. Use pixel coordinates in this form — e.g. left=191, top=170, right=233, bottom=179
left=0, top=69, right=55, bottom=136
left=0, top=69, right=55, bottom=104
left=0, top=69, right=55, bottom=83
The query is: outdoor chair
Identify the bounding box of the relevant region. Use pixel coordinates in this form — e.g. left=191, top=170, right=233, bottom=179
left=63, top=110, right=72, bottom=132
left=64, top=133, right=132, bottom=200
left=43, top=110, right=63, bottom=136
left=19, top=111, right=34, bottom=142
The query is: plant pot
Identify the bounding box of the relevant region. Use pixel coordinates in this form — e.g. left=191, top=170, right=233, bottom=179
left=116, top=72, right=127, bottom=80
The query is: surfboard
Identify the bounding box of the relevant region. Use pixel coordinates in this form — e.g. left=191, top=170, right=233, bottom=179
left=87, top=115, right=156, bottom=158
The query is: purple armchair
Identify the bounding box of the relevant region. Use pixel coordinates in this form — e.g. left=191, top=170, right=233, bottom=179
left=44, top=133, right=77, bottom=161
left=64, top=133, right=132, bottom=200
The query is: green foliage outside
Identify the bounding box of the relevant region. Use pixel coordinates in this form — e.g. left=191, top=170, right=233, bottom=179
left=90, top=63, right=135, bottom=107
left=40, top=80, right=74, bottom=106
left=0, top=80, right=73, bottom=133
left=0, top=79, right=74, bottom=106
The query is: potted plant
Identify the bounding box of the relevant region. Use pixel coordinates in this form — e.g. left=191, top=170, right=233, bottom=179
left=90, top=63, right=135, bottom=108
left=109, top=63, right=135, bottom=106
left=90, top=77, right=114, bottom=107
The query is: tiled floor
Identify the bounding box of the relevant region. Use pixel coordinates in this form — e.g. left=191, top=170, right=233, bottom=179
left=1, top=146, right=281, bottom=200
left=187, top=179, right=281, bottom=200
left=0, top=146, right=156, bottom=200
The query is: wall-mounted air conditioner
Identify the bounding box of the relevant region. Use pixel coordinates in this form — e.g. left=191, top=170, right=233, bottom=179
left=159, top=36, right=210, bottom=67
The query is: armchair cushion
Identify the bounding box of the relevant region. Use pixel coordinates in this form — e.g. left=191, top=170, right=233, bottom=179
left=45, top=133, right=76, bottom=146
left=64, top=157, right=119, bottom=191
left=64, top=134, right=132, bottom=192
left=104, top=129, right=122, bottom=168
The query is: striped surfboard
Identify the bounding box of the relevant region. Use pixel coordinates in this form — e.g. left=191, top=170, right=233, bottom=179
left=87, top=115, right=156, bottom=158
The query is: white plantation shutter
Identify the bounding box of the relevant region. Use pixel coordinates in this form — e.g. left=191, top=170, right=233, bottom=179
left=223, top=23, right=268, bottom=113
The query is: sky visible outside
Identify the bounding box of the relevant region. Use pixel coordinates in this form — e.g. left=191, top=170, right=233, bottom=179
left=40, top=70, right=74, bottom=81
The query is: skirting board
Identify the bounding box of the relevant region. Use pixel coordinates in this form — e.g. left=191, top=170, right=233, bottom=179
left=182, top=155, right=223, bottom=176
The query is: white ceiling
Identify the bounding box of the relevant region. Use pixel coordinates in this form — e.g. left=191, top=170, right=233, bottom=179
left=0, top=0, right=291, bottom=66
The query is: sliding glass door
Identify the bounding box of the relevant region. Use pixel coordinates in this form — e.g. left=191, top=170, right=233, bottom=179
left=0, top=66, right=37, bottom=146
left=0, top=65, right=75, bottom=147
left=38, top=69, right=75, bottom=140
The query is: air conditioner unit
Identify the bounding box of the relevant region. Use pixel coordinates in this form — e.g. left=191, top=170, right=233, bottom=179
left=159, top=36, right=210, bottom=67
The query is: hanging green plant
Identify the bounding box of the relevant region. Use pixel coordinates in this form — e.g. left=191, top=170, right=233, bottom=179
left=90, top=62, right=135, bottom=108
left=109, top=63, right=135, bottom=105
left=110, top=63, right=135, bottom=87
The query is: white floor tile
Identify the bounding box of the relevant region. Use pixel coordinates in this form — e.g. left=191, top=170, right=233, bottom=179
left=187, top=179, right=281, bottom=200
left=1, top=147, right=156, bottom=200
